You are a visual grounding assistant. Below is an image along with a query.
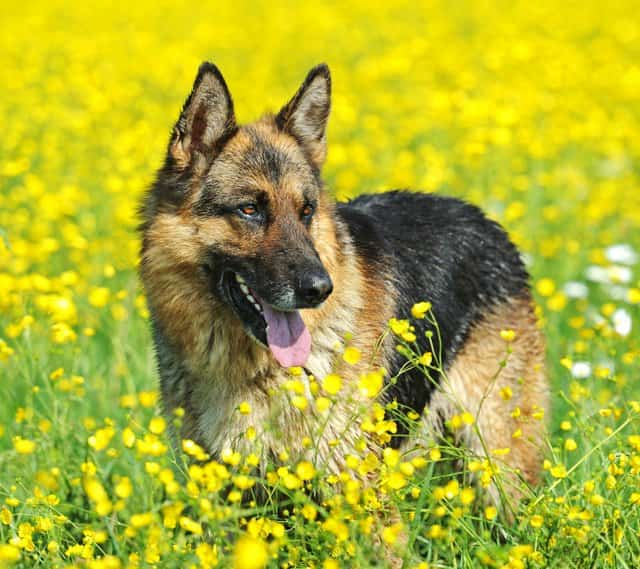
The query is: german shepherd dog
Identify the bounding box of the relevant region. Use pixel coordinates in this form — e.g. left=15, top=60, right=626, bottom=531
left=139, top=62, right=548, bottom=509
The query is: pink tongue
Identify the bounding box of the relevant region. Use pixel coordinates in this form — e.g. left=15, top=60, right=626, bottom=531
left=260, top=303, right=311, bottom=367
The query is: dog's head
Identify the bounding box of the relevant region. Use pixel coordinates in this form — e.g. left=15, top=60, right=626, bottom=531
left=141, top=63, right=335, bottom=368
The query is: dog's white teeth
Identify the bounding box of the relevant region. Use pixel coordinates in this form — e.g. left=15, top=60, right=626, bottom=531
left=245, top=293, right=262, bottom=312
left=235, top=277, right=262, bottom=312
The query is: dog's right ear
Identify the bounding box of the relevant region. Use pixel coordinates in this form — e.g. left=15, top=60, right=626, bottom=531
left=169, top=62, right=236, bottom=172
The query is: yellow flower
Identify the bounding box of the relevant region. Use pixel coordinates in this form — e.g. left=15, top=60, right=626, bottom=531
left=547, top=292, right=567, bottom=311
left=461, top=411, right=475, bottom=425
left=358, top=370, right=384, bottom=398
left=485, top=506, right=498, bottom=520
left=0, top=544, right=21, bottom=562
left=83, top=477, right=112, bottom=516
left=138, top=391, right=159, bottom=407
left=322, top=373, right=342, bottom=395
left=429, top=448, right=441, bottom=461
left=492, top=447, right=511, bottom=456
left=232, top=475, right=255, bottom=490
left=221, top=448, right=241, bottom=466
left=0, top=339, right=14, bottom=361
left=550, top=464, right=568, bottom=479
left=115, top=477, right=132, bottom=499
left=386, top=471, right=407, bottom=490
left=389, top=318, right=416, bottom=342
left=0, top=508, right=12, bottom=525
left=418, top=351, right=433, bottom=366
left=411, top=301, right=432, bottom=319
left=530, top=514, right=544, bottom=528
left=301, top=504, right=317, bottom=520
left=130, top=512, right=154, bottom=528
left=296, top=461, right=316, bottom=481
left=628, top=288, right=640, bottom=304
left=51, top=322, right=77, bottom=344
left=281, top=472, right=303, bottom=490
left=89, top=287, right=110, bottom=307
left=179, top=516, right=203, bottom=535
left=322, top=518, right=349, bottom=541
left=499, top=386, right=513, bottom=401
left=122, top=427, right=136, bottom=448
left=536, top=278, right=556, bottom=297
left=233, top=535, right=269, bottom=569
left=13, top=436, right=36, bottom=455
left=343, top=346, right=361, bottom=365
left=148, top=416, right=166, bottom=434
left=88, top=426, right=115, bottom=451
left=239, top=401, right=252, bottom=415
left=292, top=395, right=308, bottom=410
left=382, top=522, right=404, bottom=544
left=500, top=329, right=516, bottom=342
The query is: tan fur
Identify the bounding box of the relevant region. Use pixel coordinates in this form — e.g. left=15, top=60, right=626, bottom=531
left=422, top=295, right=548, bottom=509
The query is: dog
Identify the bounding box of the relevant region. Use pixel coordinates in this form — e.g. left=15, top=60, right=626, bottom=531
left=139, top=62, right=548, bottom=509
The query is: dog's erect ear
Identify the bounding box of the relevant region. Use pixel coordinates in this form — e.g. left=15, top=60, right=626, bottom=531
left=170, top=62, right=236, bottom=171
left=276, top=64, right=331, bottom=167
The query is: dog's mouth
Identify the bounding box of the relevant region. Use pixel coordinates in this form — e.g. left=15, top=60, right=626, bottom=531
left=223, top=272, right=311, bottom=368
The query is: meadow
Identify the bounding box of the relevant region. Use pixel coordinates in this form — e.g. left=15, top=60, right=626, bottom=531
left=1, top=0, right=640, bottom=567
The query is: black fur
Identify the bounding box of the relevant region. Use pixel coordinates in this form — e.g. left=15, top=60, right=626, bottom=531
left=337, top=191, right=530, bottom=439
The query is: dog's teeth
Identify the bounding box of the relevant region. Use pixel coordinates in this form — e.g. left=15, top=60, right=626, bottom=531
left=240, top=283, right=249, bottom=294
left=252, top=302, right=262, bottom=312
left=235, top=274, right=246, bottom=284
left=246, top=293, right=256, bottom=303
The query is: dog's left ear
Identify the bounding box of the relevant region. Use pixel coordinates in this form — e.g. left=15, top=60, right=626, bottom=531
left=276, top=64, right=331, bottom=168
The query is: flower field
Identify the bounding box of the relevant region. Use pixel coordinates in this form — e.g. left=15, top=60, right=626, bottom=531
left=1, top=1, right=640, bottom=567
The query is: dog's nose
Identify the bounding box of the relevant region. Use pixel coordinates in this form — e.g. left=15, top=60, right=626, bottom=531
left=298, top=271, right=333, bottom=306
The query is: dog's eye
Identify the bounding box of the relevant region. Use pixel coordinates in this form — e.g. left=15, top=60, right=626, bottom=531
left=238, top=204, right=258, bottom=217
left=301, top=203, right=314, bottom=219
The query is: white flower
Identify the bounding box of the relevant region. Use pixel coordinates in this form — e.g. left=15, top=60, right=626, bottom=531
left=585, top=265, right=632, bottom=284
left=612, top=308, right=632, bottom=337
left=585, top=266, right=609, bottom=284
left=608, top=265, right=632, bottom=284
left=563, top=281, right=588, bottom=299
left=571, top=361, right=592, bottom=379
left=605, top=244, right=638, bottom=266
left=608, top=286, right=629, bottom=301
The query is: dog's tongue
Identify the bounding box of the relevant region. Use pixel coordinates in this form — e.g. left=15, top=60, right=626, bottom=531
left=260, top=303, right=311, bottom=367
